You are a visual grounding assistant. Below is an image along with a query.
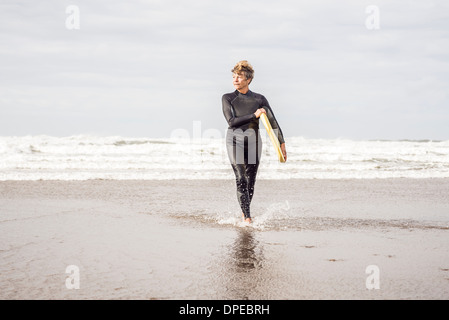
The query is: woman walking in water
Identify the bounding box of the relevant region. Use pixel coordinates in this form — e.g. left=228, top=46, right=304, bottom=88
left=222, top=60, right=287, bottom=223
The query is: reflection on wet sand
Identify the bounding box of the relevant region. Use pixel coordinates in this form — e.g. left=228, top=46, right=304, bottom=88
left=221, top=228, right=265, bottom=299
left=233, top=228, right=263, bottom=271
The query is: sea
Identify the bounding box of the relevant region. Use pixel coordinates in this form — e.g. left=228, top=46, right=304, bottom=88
left=0, top=134, right=448, bottom=180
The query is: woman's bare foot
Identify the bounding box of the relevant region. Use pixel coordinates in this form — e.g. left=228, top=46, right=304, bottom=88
left=242, top=213, right=252, bottom=223
left=244, top=217, right=252, bottom=223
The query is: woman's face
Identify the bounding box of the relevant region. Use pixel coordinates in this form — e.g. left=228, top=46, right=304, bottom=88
left=233, top=72, right=250, bottom=92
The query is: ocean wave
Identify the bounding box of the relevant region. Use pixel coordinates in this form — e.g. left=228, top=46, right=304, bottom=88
left=0, top=135, right=448, bottom=180
left=113, top=139, right=174, bottom=146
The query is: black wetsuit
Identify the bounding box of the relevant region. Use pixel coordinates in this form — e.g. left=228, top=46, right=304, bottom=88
left=222, top=90, right=285, bottom=219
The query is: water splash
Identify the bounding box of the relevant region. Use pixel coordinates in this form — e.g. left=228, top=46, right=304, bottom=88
left=216, top=200, right=291, bottom=231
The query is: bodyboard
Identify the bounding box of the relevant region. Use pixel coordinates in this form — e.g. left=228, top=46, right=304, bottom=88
left=260, top=113, right=285, bottom=163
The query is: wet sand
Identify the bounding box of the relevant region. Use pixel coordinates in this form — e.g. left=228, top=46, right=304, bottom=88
left=0, top=179, right=448, bottom=299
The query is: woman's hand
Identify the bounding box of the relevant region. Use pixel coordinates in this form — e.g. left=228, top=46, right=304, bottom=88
left=254, top=108, right=267, bottom=118
left=281, top=143, right=287, bottom=162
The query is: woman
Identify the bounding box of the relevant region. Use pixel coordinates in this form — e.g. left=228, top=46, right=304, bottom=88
left=222, top=60, right=287, bottom=223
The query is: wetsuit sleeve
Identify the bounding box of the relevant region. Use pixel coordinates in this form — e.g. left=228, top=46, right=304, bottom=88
left=261, top=96, right=285, bottom=144
left=222, top=94, right=256, bottom=128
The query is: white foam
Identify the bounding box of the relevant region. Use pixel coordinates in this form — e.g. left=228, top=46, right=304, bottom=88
left=1, top=135, right=448, bottom=180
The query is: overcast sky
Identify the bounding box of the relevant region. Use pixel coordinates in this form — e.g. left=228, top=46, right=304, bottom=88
left=1, top=0, right=448, bottom=140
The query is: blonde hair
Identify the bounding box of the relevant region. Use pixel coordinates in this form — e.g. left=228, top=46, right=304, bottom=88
left=231, top=60, right=254, bottom=83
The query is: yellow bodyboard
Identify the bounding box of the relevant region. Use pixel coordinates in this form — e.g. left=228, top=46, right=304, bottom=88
left=260, top=113, right=285, bottom=163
